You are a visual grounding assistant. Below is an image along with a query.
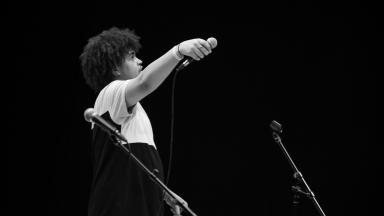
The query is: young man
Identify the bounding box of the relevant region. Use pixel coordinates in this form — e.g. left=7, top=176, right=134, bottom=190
left=80, top=27, right=216, bottom=216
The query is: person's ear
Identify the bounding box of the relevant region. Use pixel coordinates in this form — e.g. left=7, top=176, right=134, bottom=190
left=112, top=70, right=121, bottom=77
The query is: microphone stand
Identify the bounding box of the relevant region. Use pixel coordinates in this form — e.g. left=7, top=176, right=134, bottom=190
left=92, top=119, right=198, bottom=216
left=270, top=120, right=326, bottom=216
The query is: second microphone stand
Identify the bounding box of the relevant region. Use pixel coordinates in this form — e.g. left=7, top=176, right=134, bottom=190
left=270, top=120, right=326, bottom=216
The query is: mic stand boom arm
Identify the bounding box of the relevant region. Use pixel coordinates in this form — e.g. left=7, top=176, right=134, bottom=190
left=270, top=120, right=326, bottom=216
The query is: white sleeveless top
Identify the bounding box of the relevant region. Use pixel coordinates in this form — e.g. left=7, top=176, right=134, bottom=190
left=93, top=80, right=156, bottom=149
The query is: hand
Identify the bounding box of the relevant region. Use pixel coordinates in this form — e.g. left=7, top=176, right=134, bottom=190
left=164, top=191, right=188, bottom=216
left=171, top=205, right=182, bottom=216
left=179, top=37, right=217, bottom=61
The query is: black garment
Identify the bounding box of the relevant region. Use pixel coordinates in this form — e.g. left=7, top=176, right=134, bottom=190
left=88, top=112, right=164, bottom=216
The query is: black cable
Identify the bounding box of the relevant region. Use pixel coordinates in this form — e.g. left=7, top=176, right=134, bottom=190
left=165, top=66, right=180, bottom=185
left=156, top=64, right=182, bottom=216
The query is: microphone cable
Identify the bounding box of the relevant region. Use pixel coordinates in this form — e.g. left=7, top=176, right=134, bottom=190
left=157, top=38, right=216, bottom=216
left=156, top=61, right=183, bottom=216
left=165, top=63, right=180, bottom=185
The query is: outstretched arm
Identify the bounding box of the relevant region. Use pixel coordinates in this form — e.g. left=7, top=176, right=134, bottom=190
left=124, top=38, right=216, bottom=107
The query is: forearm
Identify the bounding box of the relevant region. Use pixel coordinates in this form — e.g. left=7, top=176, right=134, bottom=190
left=137, top=37, right=215, bottom=94
left=138, top=47, right=181, bottom=93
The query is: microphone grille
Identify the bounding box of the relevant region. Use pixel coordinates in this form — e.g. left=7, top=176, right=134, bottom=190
left=270, top=120, right=283, bottom=133
left=84, top=108, right=95, bottom=122
left=207, top=37, right=218, bottom=49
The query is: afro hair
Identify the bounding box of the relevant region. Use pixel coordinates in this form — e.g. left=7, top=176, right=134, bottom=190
left=80, top=27, right=141, bottom=93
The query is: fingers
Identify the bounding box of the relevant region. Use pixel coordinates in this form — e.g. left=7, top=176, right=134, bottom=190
left=191, top=39, right=212, bottom=61
left=198, top=39, right=212, bottom=55
left=180, top=38, right=216, bottom=60
left=171, top=205, right=182, bottom=216
left=192, top=48, right=204, bottom=60
left=189, top=49, right=201, bottom=60
left=164, top=193, right=176, bottom=207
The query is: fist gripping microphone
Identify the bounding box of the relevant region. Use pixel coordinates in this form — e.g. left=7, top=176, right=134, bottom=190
left=175, top=37, right=218, bottom=71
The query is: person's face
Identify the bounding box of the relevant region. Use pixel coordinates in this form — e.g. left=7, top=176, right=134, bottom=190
left=116, top=50, right=142, bottom=80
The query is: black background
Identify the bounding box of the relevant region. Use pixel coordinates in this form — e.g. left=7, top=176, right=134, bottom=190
left=8, top=1, right=377, bottom=216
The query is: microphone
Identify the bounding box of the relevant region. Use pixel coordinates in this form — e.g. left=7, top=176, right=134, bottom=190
left=270, top=120, right=283, bottom=134
left=175, top=37, right=218, bottom=71
left=84, top=108, right=127, bottom=143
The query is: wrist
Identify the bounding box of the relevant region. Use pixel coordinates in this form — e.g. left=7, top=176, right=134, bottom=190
left=177, top=43, right=184, bottom=57
left=172, top=44, right=184, bottom=60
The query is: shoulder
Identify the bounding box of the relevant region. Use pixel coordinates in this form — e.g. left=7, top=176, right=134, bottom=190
left=94, top=81, right=126, bottom=112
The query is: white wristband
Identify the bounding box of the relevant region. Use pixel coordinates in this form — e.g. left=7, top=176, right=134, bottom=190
left=172, top=45, right=184, bottom=60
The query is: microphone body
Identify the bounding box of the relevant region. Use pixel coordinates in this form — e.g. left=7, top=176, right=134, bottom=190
left=175, top=58, right=195, bottom=71
left=84, top=108, right=127, bottom=142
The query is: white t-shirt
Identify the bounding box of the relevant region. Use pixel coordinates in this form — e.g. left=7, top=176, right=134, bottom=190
left=93, top=80, right=156, bottom=148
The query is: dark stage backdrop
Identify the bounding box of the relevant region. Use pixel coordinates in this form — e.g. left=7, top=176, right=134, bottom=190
left=8, top=1, right=377, bottom=216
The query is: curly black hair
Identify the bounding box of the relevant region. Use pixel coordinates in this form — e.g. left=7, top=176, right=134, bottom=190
left=80, top=27, right=141, bottom=93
